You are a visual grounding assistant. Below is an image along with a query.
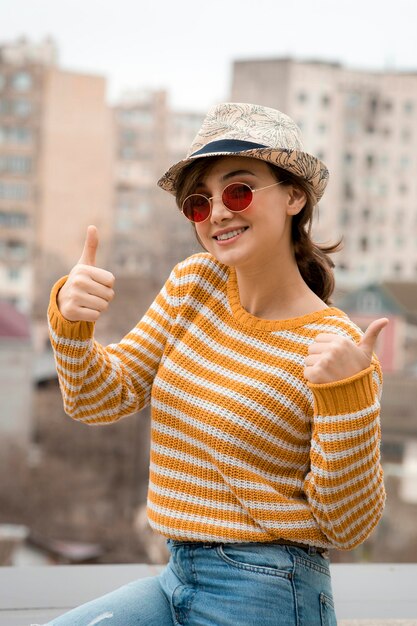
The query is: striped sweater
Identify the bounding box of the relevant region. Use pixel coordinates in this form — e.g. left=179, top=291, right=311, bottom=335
left=48, top=253, right=385, bottom=550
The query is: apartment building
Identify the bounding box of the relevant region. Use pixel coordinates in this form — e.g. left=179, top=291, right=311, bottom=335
left=231, top=58, right=417, bottom=288
left=112, top=90, right=202, bottom=282
left=0, top=38, right=113, bottom=344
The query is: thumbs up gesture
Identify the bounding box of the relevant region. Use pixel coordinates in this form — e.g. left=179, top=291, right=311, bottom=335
left=304, top=318, right=388, bottom=384
left=57, top=225, right=115, bottom=322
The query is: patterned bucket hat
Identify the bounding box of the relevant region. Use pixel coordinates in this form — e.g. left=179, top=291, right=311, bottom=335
left=157, top=102, right=329, bottom=202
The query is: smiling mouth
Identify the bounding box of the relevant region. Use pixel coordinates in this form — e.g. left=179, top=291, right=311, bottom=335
left=214, top=227, right=248, bottom=241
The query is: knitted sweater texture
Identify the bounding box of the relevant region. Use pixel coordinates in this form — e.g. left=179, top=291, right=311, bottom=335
left=48, top=253, right=385, bottom=550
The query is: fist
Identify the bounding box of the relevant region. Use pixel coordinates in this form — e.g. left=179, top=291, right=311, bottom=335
left=57, top=225, right=115, bottom=322
left=304, top=318, right=388, bottom=384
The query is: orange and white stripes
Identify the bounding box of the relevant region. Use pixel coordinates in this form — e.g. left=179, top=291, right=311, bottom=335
left=48, top=253, right=385, bottom=550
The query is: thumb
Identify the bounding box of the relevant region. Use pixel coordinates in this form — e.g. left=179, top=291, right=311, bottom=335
left=359, top=318, right=389, bottom=357
left=78, top=225, right=98, bottom=266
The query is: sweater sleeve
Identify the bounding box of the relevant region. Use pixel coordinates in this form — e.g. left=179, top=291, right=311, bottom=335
left=47, top=267, right=181, bottom=424
left=303, top=359, right=386, bottom=549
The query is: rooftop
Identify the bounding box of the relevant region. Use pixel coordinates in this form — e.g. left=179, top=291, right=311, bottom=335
left=0, top=301, right=30, bottom=339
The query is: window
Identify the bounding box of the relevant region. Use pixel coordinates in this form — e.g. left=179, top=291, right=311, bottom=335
left=346, top=93, right=361, bottom=108
left=0, top=181, right=29, bottom=201
left=174, top=114, right=202, bottom=132
left=360, top=292, right=380, bottom=312
left=399, top=156, right=411, bottom=169
left=404, top=101, right=414, bottom=114
left=340, top=208, right=350, bottom=226
left=359, top=236, right=369, bottom=252
left=14, top=99, right=32, bottom=117
left=0, top=99, right=11, bottom=114
left=369, top=96, right=378, bottom=114
left=117, top=190, right=134, bottom=210
left=7, top=240, right=27, bottom=260
left=345, top=119, right=359, bottom=135
left=297, top=92, right=308, bottom=103
left=344, top=181, right=354, bottom=200
left=0, top=74, right=5, bottom=90
left=121, top=129, right=137, bottom=144
left=8, top=267, right=21, bottom=281
left=134, top=110, right=152, bottom=124
left=0, top=126, right=32, bottom=144
left=118, top=109, right=152, bottom=125
left=12, top=71, right=32, bottom=92
left=138, top=200, right=150, bottom=217
left=0, top=155, right=32, bottom=174
left=362, top=208, right=371, bottom=222
left=119, top=146, right=136, bottom=160
left=364, top=177, right=385, bottom=196
left=379, top=182, right=388, bottom=197
left=321, top=95, right=331, bottom=108
left=0, top=211, right=28, bottom=227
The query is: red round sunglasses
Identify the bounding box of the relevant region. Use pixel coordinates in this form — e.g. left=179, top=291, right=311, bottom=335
left=181, top=181, right=283, bottom=224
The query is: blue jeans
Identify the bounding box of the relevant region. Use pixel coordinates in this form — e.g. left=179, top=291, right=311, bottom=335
left=45, top=541, right=337, bottom=625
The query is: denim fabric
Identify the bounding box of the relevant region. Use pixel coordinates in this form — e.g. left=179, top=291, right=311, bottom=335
left=44, top=541, right=337, bottom=626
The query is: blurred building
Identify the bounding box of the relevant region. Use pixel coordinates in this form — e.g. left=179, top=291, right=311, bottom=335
left=0, top=300, right=33, bottom=449
left=330, top=280, right=417, bottom=563
left=112, top=90, right=201, bottom=283
left=337, top=281, right=417, bottom=373
left=231, top=58, right=417, bottom=289
left=335, top=280, right=417, bottom=555
left=0, top=37, right=113, bottom=350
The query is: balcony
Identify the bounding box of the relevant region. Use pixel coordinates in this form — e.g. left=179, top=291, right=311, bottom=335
left=1, top=563, right=416, bottom=625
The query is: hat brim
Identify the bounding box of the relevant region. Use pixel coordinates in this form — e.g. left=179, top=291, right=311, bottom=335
left=157, top=147, right=329, bottom=202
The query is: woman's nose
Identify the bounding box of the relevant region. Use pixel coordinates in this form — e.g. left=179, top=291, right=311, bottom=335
left=209, top=196, right=232, bottom=223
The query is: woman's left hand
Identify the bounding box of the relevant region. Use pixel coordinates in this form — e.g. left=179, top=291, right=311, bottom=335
left=304, top=318, right=389, bottom=384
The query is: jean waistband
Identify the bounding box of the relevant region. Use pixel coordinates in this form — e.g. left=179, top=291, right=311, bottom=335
left=167, top=538, right=328, bottom=556
left=265, top=538, right=328, bottom=556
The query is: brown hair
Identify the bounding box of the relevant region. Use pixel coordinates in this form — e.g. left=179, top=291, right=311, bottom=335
left=175, top=156, right=341, bottom=305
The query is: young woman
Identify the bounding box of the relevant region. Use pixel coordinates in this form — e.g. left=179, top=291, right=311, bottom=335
left=46, top=103, right=387, bottom=625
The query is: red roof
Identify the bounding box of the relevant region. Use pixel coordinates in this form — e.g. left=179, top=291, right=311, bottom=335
left=0, top=301, right=31, bottom=338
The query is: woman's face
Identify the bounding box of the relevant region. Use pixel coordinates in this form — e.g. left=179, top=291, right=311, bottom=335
left=191, top=156, right=305, bottom=271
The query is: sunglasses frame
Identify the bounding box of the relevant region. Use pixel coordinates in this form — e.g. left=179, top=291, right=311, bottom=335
left=181, top=181, right=283, bottom=224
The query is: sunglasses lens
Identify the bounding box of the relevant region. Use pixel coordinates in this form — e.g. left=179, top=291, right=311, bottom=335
left=182, top=195, right=211, bottom=222
left=222, top=183, right=253, bottom=212
left=182, top=183, right=253, bottom=222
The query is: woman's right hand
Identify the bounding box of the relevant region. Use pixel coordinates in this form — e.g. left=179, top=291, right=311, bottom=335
left=57, top=225, right=115, bottom=322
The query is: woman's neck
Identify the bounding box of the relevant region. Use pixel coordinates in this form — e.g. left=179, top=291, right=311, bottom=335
left=234, top=256, right=327, bottom=321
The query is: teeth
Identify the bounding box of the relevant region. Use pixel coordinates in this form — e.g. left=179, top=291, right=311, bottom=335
left=216, top=228, right=245, bottom=241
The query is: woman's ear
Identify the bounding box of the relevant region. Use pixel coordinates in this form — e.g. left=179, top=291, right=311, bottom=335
left=287, top=186, right=307, bottom=216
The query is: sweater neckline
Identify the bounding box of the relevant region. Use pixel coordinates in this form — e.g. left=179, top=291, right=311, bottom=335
left=226, top=266, right=344, bottom=331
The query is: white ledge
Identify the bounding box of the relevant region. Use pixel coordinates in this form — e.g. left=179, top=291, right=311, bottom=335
left=0, top=563, right=416, bottom=625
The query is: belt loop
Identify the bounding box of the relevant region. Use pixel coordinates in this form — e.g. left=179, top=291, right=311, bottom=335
left=203, top=542, right=222, bottom=549
left=308, top=545, right=318, bottom=555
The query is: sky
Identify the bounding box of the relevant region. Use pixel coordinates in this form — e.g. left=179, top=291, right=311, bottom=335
left=0, top=0, right=416, bottom=112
